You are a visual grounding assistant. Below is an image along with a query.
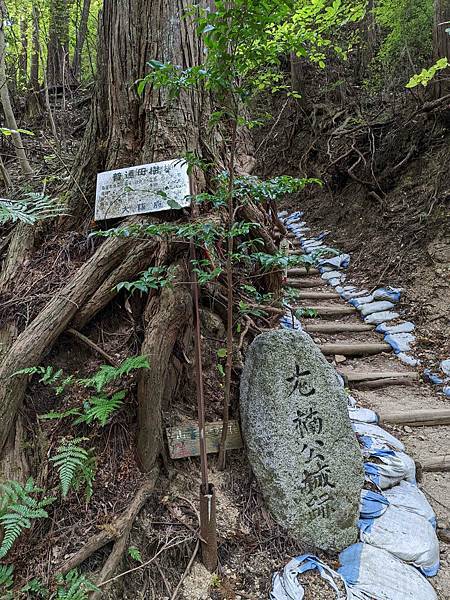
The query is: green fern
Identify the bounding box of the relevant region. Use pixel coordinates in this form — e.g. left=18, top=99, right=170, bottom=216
left=0, top=564, right=14, bottom=591
left=54, top=570, right=99, bottom=600
left=0, top=194, right=66, bottom=225
left=127, top=546, right=142, bottom=563
left=20, top=578, right=49, bottom=598
left=74, top=391, right=126, bottom=426
left=79, top=356, right=150, bottom=392
left=0, top=479, right=55, bottom=559
left=12, top=365, right=66, bottom=387
left=50, top=439, right=96, bottom=499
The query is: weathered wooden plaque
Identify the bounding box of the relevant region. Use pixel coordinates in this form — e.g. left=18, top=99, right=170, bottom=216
left=166, top=420, right=243, bottom=459
left=95, top=158, right=190, bottom=220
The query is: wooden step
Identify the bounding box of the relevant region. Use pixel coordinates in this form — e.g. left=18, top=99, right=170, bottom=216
left=340, top=371, right=418, bottom=383
left=298, top=305, right=356, bottom=317
left=380, top=409, right=450, bottom=427
left=339, top=371, right=418, bottom=389
left=305, top=322, right=373, bottom=333
left=418, top=456, right=450, bottom=473
left=320, top=342, right=391, bottom=357
left=287, top=267, right=320, bottom=276
left=286, top=278, right=324, bottom=289
left=291, top=291, right=340, bottom=301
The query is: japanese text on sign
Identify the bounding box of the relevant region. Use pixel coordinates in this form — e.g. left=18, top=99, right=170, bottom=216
left=94, top=158, right=190, bottom=220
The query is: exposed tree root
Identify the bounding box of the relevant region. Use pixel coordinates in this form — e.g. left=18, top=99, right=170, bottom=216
left=72, top=239, right=155, bottom=330
left=59, top=468, right=159, bottom=577
left=0, top=232, right=155, bottom=453
left=136, top=260, right=193, bottom=472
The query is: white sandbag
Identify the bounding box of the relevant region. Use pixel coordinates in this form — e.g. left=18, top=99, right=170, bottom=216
left=384, top=333, right=415, bottom=353
left=341, top=288, right=370, bottom=300
left=347, top=394, right=358, bottom=408
left=350, top=295, right=374, bottom=307
left=441, top=359, right=450, bottom=376
left=348, top=406, right=379, bottom=424
left=319, top=253, right=351, bottom=269
left=359, top=490, right=389, bottom=519
left=397, top=352, right=420, bottom=367
left=364, top=311, right=400, bottom=324
left=322, top=270, right=344, bottom=281
left=384, top=481, right=436, bottom=527
left=359, top=504, right=439, bottom=576
left=372, top=287, right=402, bottom=302
left=338, top=543, right=438, bottom=599
left=363, top=448, right=416, bottom=489
left=376, top=321, right=415, bottom=335
left=352, top=422, right=405, bottom=451
left=358, top=301, right=395, bottom=317
left=270, top=554, right=346, bottom=600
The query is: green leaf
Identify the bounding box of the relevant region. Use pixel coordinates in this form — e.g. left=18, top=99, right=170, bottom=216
left=167, top=198, right=183, bottom=210
left=128, top=546, right=143, bottom=562
left=217, top=348, right=227, bottom=358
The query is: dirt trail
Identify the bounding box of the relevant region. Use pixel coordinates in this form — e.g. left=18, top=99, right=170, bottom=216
left=283, top=223, right=450, bottom=599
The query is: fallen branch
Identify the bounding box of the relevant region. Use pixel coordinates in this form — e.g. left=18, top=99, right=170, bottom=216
left=59, top=470, right=159, bottom=575
left=66, top=328, right=119, bottom=366
left=170, top=539, right=200, bottom=600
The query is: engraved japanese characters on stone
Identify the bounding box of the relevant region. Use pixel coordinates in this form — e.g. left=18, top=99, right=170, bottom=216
left=240, top=330, right=364, bottom=551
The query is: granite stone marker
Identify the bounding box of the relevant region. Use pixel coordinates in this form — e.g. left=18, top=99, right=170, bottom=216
left=240, top=329, right=364, bottom=551
left=95, top=158, right=190, bottom=220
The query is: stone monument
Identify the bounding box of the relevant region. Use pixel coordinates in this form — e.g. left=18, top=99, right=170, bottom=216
left=240, top=329, right=364, bottom=551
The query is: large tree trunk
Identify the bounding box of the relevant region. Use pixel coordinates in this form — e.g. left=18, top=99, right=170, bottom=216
left=433, top=0, right=450, bottom=97
left=71, top=0, right=215, bottom=217
left=78, top=0, right=215, bottom=471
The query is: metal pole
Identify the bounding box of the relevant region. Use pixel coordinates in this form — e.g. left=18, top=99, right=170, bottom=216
left=189, top=239, right=209, bottom=492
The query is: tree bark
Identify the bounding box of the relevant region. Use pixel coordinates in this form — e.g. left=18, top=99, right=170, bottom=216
left=433, top=0, right=450, bottom=97
left=19, top=19, right=28, bottom=88
left=137, top=262, right=192, bottom=471
left=72, top=0, right=91, bottom=79
left=0, top=233, right=152, bottom=453
left=0, top=1, right=33, bottom=176
left=70, top=0, right=216, bottom=218
left=47, top=0, right=77, bottom=88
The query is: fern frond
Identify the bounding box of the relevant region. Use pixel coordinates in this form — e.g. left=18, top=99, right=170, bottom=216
left=0, top=478, right=54, bottom=559
left=50, top=439, right=93, bottom=498
left=0, top=564, right=14, bottom=589
left=79, top=356, right=150, bottom=392
left=55, top=569, right=99, bottom=600
left=0, top=194, right=67, bottom=225
left=74, top=391, right=126, bottom=426
left=11, top=365, right=65, bottom=386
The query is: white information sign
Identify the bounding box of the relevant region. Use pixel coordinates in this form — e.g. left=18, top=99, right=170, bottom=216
left=94, top=158, right=190, bottom=220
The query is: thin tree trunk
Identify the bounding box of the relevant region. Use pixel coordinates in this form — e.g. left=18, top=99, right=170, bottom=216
left=33, top=6, right=59, bottom=140
left=433, top=0, right=450, bottom=97
left=30, top=6, right=39, bottom=90
left=72, top=0, right=91, bottom=79
left=0, top=1, right=33, bottom=177
left=47, top=0, right=77, bottom=88
left=19, top=19, right=28, bottom=88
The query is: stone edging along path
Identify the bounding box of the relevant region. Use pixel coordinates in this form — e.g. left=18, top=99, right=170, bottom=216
left=267, top=211, right=450, bottom=599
